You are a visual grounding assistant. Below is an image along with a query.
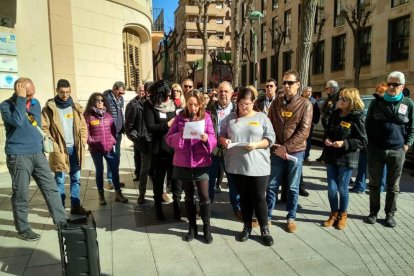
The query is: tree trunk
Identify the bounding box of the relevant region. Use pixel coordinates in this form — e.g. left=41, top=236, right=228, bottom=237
left=297, top=0, right=318, bottom=89
left=353, top=31, right=361, bottom=88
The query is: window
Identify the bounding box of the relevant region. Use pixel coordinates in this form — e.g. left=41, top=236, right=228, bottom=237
left=272, top=0, right=278, bottom=10
left=261, top=0, right=266, bottom=17
left=260, top=58, right=267, bottom=83
left=271, top=54, right=278, bottom=79
left=314, top=0, right=325, bottom=34
left=216, top=18, right=223, bottom=24
left=123, top=29, right=142, bottom=90
left=331, top=34, right=346, bottom=71
left=261, top=23, right=267, bottom=52
left=217, top=32, right=224, bottom=40
left=249, top=62, right=254, bottom=84
left=241, top=64, right=247, bottom=86
left=216, top=3, right=223, bottom=9
left=0, top=0, right=16, bottom=28
left=250, top=29, right=254, bottom=56
left=313, top=41, right=324, bottom=74
left=392, top=0, right=409, bottom=7
left=242, top=34, right=245, bottom=59
left=388, top=15, right=410, bottom=62
left=334, top=0, right=344, bottom=27
left=360, top=27, right=371, bottom=66
left=284, top=10, right=292, bottom=44
left=283, top=51, right=292, bottom=73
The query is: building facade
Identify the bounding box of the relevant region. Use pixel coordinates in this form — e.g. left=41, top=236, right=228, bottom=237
left=238, top=0, right=413, bottom=95
left=0, top=0, right=154, bottom=165
left=174, top=0, right=232, bottom=87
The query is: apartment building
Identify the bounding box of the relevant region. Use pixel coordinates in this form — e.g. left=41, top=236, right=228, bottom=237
left=239, top=0, right=413, bottom=95
left=174, top=0, right=232, bottom=87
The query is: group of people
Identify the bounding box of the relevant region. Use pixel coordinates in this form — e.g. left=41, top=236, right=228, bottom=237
left=1, top=70, right=412, bottom=246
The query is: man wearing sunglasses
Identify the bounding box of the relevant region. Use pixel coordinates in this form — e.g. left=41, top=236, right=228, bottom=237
left=365, top=71, right=414, bottom=228
left=266, top=70, right=313, bottom=233
left=254, top=78, right=277, bottom=114
left=181, top=78, right=194, bottom=96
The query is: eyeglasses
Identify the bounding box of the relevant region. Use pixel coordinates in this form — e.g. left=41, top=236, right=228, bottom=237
left=338, top=97, right=350, bottom=102
left=95, top=99, right=104, bottom=103
left=266, top=85, right=274, bottom=88
left=184, top=85, right=193, bottom=89
left=282, top=80, right=297, bottom=86
left=387, top=82, right=402, bottom=87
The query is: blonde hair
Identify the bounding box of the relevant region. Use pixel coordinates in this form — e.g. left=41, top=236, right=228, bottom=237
left=171, top=83, right=185, bottom=108
left=340, top=88, right=364, bottom=112
left=246, top=85, right=258, bottom=99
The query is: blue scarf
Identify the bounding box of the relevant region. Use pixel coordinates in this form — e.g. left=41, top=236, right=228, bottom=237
left=383, top=92, right=403, bottom=102
left=54, top=95, right=73, bottom=109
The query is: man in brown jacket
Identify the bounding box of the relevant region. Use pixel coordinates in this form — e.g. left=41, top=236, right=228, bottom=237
left=266, top=70, right=313, bottom=233
left=41, top=79, right=90, bottom=215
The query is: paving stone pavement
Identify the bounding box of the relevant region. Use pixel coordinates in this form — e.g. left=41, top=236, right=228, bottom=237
left=0, top=143, right=413, bottom=276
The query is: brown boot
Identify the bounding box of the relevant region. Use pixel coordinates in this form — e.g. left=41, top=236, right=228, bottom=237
left=336, top=212, right=347, bottom=230
left=98, top=190, right=106, bottom=206
left=323, top=212, right=338, bottom=227
left=115, top=190, right=128, bottom=203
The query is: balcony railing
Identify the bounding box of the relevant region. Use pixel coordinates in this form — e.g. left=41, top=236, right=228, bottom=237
left=152, top=8, right=164, bottom=32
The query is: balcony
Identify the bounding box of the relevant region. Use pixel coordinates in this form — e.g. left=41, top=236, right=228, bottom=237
left=184, top=5, right=227, bottom=17
left=185, top=22, right=215, bottom=32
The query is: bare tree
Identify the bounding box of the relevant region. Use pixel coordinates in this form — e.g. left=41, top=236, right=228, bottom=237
left=297, top=0, right=318, bottom=89
left=269, top=19, right=286, bottom=83
left=230, top=0, right=254, bottom=88
left=196, top=0, right=213, bottom=92
left=341, top=3, right=373, bottom=88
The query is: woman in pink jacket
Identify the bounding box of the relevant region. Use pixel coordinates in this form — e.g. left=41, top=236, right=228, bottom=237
left=84, top=92, right=128, bottom=205
left=166, top=90, right=217, bottom=244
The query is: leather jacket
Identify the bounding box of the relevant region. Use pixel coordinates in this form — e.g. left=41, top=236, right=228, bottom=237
left=268, top=92, right=313, bottom=153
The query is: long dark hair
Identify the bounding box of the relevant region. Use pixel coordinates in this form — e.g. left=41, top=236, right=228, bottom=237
left=183, top=89, right=206, bottom=120
left=236, top=87, right=256, bottom=117
left=84, top=92, right=108, bottom=116
left=148, top=80, right=171, bottom=106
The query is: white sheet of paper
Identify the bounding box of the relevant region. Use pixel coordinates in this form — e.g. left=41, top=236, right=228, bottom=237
left=183, top=120, right=205, bottom=139
left=227, top=142, right=249, bottom=149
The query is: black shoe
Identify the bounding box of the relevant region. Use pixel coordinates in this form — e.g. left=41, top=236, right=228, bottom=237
left=237, top=225, right=252, bottom=242
left=17, top=229, right=40, bottom=241
left=349, top=188, right=364, bottom=194
left=316, top=157, right=324, bottom=162
left=260, top=225, right=274, bottom=246
left=203, top=225, right=213, bottom=244
left=70, top=206, right=92, bottom=216
left=185, top=225, right=198, bottom=242
left=173, top=201, right=181, bottom=221
left=385, top=214, right=396, bottom=228
left=365, top=214, right=377, bottom=224
left=119, top=182, right=126, bottom=188
left=299, top=187, right=309, bottom=197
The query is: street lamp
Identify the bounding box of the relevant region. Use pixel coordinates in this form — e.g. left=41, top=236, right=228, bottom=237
left=249, top=10, right=264, bottom=88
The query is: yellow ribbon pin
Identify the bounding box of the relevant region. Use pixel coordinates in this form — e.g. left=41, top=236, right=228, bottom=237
left=281, top=111, right=293, bottom=118
left=340, top=121, right=351, bottom=128
left=90, top=120, right=100, bottom=126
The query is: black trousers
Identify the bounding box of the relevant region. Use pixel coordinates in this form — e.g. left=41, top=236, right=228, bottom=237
left=152, top=153, right=182, bottom=204
left=232, top=174, right=269, bottom=227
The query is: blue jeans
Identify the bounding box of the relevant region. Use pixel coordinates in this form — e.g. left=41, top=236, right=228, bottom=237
left=54, top=146, right=81, bottom=208
left=208, top=155, right=240, bottom=211
left=326, top=164, right=352, bottom=213
left=266, top=151, right=304, bottom=220
left=91, top=150, right=121, bottom=191
left=107, top=134, right=122, bottom=183
left=353, top=151, right=387, bottom=192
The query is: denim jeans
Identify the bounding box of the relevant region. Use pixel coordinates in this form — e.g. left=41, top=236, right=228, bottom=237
left=91, top=150, right=121, bottom=191
left=208, top=155, right=240, bottom=211
left=54, top=146, right=81, bottom=208
left=326, top=164, right=352, bottom=213
left=107, top=134, right=122, bottom=183
left=353, top=151, right=387, bottom=193
left=266, top=151, right=304, bottom=220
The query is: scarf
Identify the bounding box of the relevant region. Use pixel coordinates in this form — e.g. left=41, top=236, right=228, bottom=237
left=383, top=92, right=403, bottom=102
left=92, top=107, right=106, bottom=117
left=154, top=99, right=176, bottom=113
left=54, top=95, right=73, bottom=109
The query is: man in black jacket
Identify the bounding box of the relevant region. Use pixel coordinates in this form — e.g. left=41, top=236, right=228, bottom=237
left=254, top=78, right=277, bottom=114
left=365, top=71, right=414, bottom=228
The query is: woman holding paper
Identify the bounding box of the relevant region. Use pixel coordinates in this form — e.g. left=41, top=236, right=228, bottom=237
left=166, top=90, right=217, bottom=243
left=323, top=88, right=367, bottom=230
left=219, top=87, right=276, bottom=246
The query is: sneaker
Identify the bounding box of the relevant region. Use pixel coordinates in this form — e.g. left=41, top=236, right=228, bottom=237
left=162, top=193, right=171, bottom=203
left=137, top=194, right=145, bottom=205
left=105, top=182, right=114, bottom=190
left=70, top=206, right=92, bottom=216
left=215, top=185, right=222, bottom=193
left=18, top=229, right=40, bottom=241
left=287, top=219, right=297, bottom=233
left=251, top=218, right=259, bottom=228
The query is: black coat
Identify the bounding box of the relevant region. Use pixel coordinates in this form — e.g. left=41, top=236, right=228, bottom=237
left=125, top=97, right=151, bottom=153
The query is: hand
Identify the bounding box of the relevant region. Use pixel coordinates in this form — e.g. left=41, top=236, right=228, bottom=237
left=274, top=145, right=287, bottom=158
left=167, top=118, right=175, bottom=127
left=220, top=137, right=231, bottom=149
left=324, top=138, right=333, bottom=147
left=200, top=133, right=208, bottom=142
left=404, top=144, right=409, bottom=152
left=16, top=83, right=27, bottom=97
left=245, top=142, right=257, bottom=151
left=332, top=140, right=344, bottom=148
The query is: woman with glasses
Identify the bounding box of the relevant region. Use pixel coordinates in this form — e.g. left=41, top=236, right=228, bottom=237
left=84, top=93, right=128, bottom=205
left=219, top=87, right=276, bottom=246
left=322, top=88, right=367, bottom=230
left=171, top=83, right=185, bottom=110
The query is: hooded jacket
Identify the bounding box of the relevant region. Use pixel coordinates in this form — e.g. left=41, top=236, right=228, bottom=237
left=41, top=98, right=87, bottom=172
left=166, top=112, right=216, bottom=168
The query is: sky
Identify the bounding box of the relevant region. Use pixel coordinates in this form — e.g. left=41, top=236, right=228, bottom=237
left=152, top=0, right=178, bottom=32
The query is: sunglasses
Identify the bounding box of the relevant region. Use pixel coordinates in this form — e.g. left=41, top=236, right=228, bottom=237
left=387, top=82, right=402, bottom=87
left=282, top=80, right=297, bottom=86
left=338, top=97, right=350, bottom=102
left=184, top=85, right=193, bottom=89
left=266, top=85, right=274, bottom=88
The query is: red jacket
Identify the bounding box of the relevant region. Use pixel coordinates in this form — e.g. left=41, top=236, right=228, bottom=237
left=85, top=110, right=116, bottom=153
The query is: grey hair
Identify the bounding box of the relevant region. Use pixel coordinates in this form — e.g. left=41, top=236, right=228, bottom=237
left=113, top=81, right=126, bottom=90
left=219, top=81, right=233, bottom=92
left=326, top=80, right=339, bottom=92
left=303, top=86, right=312, bottom=91
left=387, top=71, right=405, bottom=85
